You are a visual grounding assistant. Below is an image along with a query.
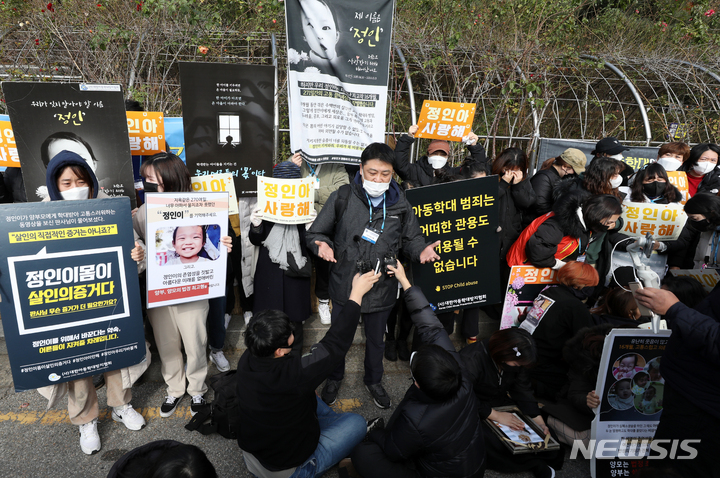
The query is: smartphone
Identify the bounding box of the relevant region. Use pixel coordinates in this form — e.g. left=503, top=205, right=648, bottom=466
left=374, top=259, right=381, bottom=275
left=628, top=281, right=654, bottom=317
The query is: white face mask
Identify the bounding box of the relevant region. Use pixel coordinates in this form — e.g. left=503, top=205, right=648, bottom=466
left=656, top=156, right=683, bottom=171
left=609, top=153, right=624, bottom=161
left=60, top=186, right=89, bottom=201
left=362, top=179, right=390, bottom=197
left=609, top=175, right=623, bottom=189
left=693, top=161, right=716, bottom=176
left=427, top=155, right=448, bottom=170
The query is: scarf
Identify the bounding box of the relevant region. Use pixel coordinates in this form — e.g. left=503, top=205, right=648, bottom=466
left=262, top=224, right=307, bottom=271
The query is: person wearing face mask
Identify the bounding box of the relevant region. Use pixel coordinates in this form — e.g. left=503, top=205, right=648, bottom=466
left=677, top=143, right=720, bottom=197
left=392, top=124, right=487, bottom=187
left=39, top=151, right=149, bottom=455
left=306, top=142, right=441, bottom=409
left=553, top=156, right=626, bottom=206
left=628, top=163, right=681, bottom=204
left=666, top=193, right=720, bottom=269
left=517, top=261, right=598, bottom=401
left=590, top=136, right=634, bottom=187
left=655, top=142, right=690, bottom=172
left=528, top=148, right=587, bottom=222
left=459, top=327, right=562, bottom=478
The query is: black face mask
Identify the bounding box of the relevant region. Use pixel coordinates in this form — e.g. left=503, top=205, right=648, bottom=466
left=642, top=181, right=666, bottom=199
left=143, top=181, right=159, bottom=193
left=690, top=218, right=711, bottom=232
left=567, top=285, right=594, bottom=300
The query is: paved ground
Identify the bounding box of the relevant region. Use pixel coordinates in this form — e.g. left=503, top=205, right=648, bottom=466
left=0, top=315, right=591, bottom=477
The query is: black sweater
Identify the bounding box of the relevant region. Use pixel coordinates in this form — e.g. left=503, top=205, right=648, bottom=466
left=235, top=300, right=362, bottom=470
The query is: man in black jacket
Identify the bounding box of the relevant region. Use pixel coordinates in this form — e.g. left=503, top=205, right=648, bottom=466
left=236, top=270, right=379, bottom=478
left=307, top=142, right=440, bottom=409
left=349, top=262, right=485, bottom=478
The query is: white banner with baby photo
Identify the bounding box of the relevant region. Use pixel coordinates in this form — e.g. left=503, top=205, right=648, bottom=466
left=285, top=0, right=395, bottom=164
left=144, top=192, right=229, bottom=308
left=590, top=328, right=672, bottom=477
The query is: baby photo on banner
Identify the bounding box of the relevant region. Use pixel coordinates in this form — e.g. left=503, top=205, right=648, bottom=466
left=2, top=82, right=137, bottom=207
left=285, top=0, right=395, bottom=164
left=145, top=192, right=229, bottom=308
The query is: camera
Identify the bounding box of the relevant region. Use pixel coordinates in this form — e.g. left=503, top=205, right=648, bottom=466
left=356, top=259, right=374, bottom=274
left=383, top=254, right=397, bottom=272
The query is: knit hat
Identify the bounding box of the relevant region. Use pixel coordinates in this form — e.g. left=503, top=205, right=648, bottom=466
left=428, top=140, right=450, bottom=156
left=560, top=148, right=588, bottom=174
left=272, top=160, right=302, bottom=179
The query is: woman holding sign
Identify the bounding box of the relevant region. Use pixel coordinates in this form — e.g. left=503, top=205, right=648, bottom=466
left=134, top=152, right=232, bottom=420
left=40, top=151, right=148, bottom=455
left=628, top=162, right=682, bottom=205
left=677, top=143, right=720, bottom=197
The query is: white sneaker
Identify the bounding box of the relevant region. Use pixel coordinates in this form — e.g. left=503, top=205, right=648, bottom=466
left=79, top=418, right=101, bottom=455
left=224, top=313, right=232, bottom=329
left=112, top=403, right=146, bottom=431
left=210, top=350, right=230, bottom=372
left=190, top=394, right=206, bottom=416
left=243, top=311, right=253, bottom=326
left=319, top=300, right=331, bottom=325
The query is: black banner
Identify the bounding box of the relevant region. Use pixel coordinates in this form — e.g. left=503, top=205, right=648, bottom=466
left=179, top=62, right=274, bottom=197
left=537, top=138, right=659, bottom=173
left=405, top=177, right=501, bottom=312
left=2, top=82, right=137, bottom=207
left=0, top=198, right=145, bottom=392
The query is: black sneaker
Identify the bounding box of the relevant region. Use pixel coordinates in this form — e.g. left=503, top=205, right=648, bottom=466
left=396, top=339, right=411, bottom=361
left=365, top=383, right=391, bottom=409
left=384, top=340, right=398, bottom=361
left=321, top=379, right=341, bottom=405
left=190, top=394, right=206, bottom=416
left=363, top=417, right=385, bottom=441
left=159, top=395, right=183, bottom=418
left=92, top=373, right=105, bottom=390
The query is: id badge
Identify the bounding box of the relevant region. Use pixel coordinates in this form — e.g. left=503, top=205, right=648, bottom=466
left=361, top=227, right=381, bottom=244
left=314, top=176, right=320, bottom=190
left=577, top=254, right=586, bottom=263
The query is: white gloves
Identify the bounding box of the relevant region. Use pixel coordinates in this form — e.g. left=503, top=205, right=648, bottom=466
left=250, top=207, right=264, bottom=227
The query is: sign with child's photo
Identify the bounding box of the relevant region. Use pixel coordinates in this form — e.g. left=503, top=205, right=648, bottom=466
left=144, top=192, right=229, bottom=308
left=590, top=328, right=672, bottom=478
left=416, top=100, right=476, bottom=142
left=500, top=266, right=561, bottom=329
left=0, top=198, right=145, bottom=391
left=256, top=176, right=315, bottom=225
left=620, top=201, right=687, bottom=241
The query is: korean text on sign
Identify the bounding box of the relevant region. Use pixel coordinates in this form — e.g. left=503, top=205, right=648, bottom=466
left=621, top=201, right=687, bottom=241
left=191, top=173, right=239, bottom=215
left=666, top=171, right=689, bottom=205
left=126, top=111, right=165, bottom=155
left=416, top=100, right=476, bottom=142
left=0, top=120, right=19, bottom=167
left=257, top=176, right=315, bottom=225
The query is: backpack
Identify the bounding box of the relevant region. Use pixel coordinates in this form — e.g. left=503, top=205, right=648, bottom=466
left=505, top=212, right=579, bottom=266
left=185, top=370, right=240, bottom=439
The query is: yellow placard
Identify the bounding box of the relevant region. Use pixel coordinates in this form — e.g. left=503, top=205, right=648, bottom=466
left=621, top=201, right=687, bottom=241
left=126, top=112, right=165, bottom=155
left=191, top=173, right=238, bottom=215
left=0, top=120, right=19, bottom=167
left=257, top=176, right=315, bottom=225
left=666, top=171, right=689, bottom=205
left=416, top=100, right=475, bottom=142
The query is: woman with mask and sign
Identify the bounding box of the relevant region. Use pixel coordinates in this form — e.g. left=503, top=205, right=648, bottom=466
left=628, top=162, right=682, bottom=205
left=677, top=143, right=720, bottom=197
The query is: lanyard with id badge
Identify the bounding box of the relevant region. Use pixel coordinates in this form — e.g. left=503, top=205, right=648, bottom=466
left=361, top=193, right=385, bottom=244
left=307, top=163, right=321, bottom=190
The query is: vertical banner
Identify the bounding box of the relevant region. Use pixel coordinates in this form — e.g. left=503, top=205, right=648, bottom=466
left=2, top=82, right=137, bottom=207
left=591, top=329, right=672, bottom=478
left=620, top=202, right=687, bottom=241
left=191, top=173, right=239, bottom=215
left=285, top=0, right=395, bottom=164
left=145, top=192, right=229, bottom=308
left=0, top=198, right=145, bottom=392
left=416, top=100, right=476, bottom=142
left=500, top=266, right=560, bottom=329
left=405, top=177, right=500, bottom=311
left=126, top=111, right=166, bottom=155
left=179, top=63, right=274, bottom=197
left=257, top=176, right=315, bottom=224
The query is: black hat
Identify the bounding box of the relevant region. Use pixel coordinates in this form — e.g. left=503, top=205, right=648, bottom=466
left=592, top=137, right=630, bottom=156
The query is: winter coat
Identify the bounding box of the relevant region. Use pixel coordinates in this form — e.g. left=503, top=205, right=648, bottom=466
left=497, top=177, right=537, bottom=259
left=300, top=162, right=349, bottom=213
left=235, top=299, right=363, bottom=470
left=368, top=286, right=485, bottom=478
left=238, top=197, right=259, bottom=297
left=393, top=134, right=487, bottom=186
left=678, top=162, right=720, bottom=195
left=249, top=221, right=310, bottom=323
left=107, top=440, right=183, bottom=478
left=666, top=222, right=718, bottom=269
left=306, top=177, right=428, bottom=313
left=2, top=167, right=26, bottom=202
left=459, top=338, right=541, bottom=419
left=528, top=167, right=569, bottom=221
left=519, top=284, right=594, bottom=399
left=662, top=285, right=720, bottom=419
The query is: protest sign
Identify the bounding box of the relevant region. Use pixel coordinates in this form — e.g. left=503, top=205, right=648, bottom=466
left=257, top=176, right=315, bottom=225
left=666, top=171, right=688, bottom=204
left=621, top=202, right=686, bottom=241
left=285, top=0, right=394, bottom=164
left=126, top=111, right=165, bottom=155
left=2, top=82, right=137, bottom=207
left=669, top=268, right=720, bottom=293
left=500, top=266, right=560, bottom=329
left=192, top=173, right=238, bottom=215
left=164, top=117, right=186, bottom=161
left=536, top=138, right=658, bottom=173
left=0, top=198, right=145, bottom=392
left=179, top=62, right=274, bottom=197
left=416, top=100, right=476, bottom=142
left=405, top=177, right=500, bottom=312
left=590, top=329, right=672, bottom=478
left=145, top=192, right=229, bottom=308
left=0, top=119, right=19, bottom=167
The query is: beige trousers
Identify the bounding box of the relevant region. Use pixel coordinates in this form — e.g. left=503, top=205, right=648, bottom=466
left=147, top=300, right=209, bottom=398
left=68, top=369, right=130, bottom=425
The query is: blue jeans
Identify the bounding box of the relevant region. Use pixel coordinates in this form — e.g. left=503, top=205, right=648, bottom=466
left=290, top=396, right=367, bottom=478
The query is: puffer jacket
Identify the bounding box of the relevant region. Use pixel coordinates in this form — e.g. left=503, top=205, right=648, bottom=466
left=497, top=176, right=537, bottom=259
left=306, top=176, right=428, bottom=313
left=529, top=167, right=573, bottom=221
left=678, top=162, right=720, bottom=195
left=368, top=286, right=485, bottom=478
